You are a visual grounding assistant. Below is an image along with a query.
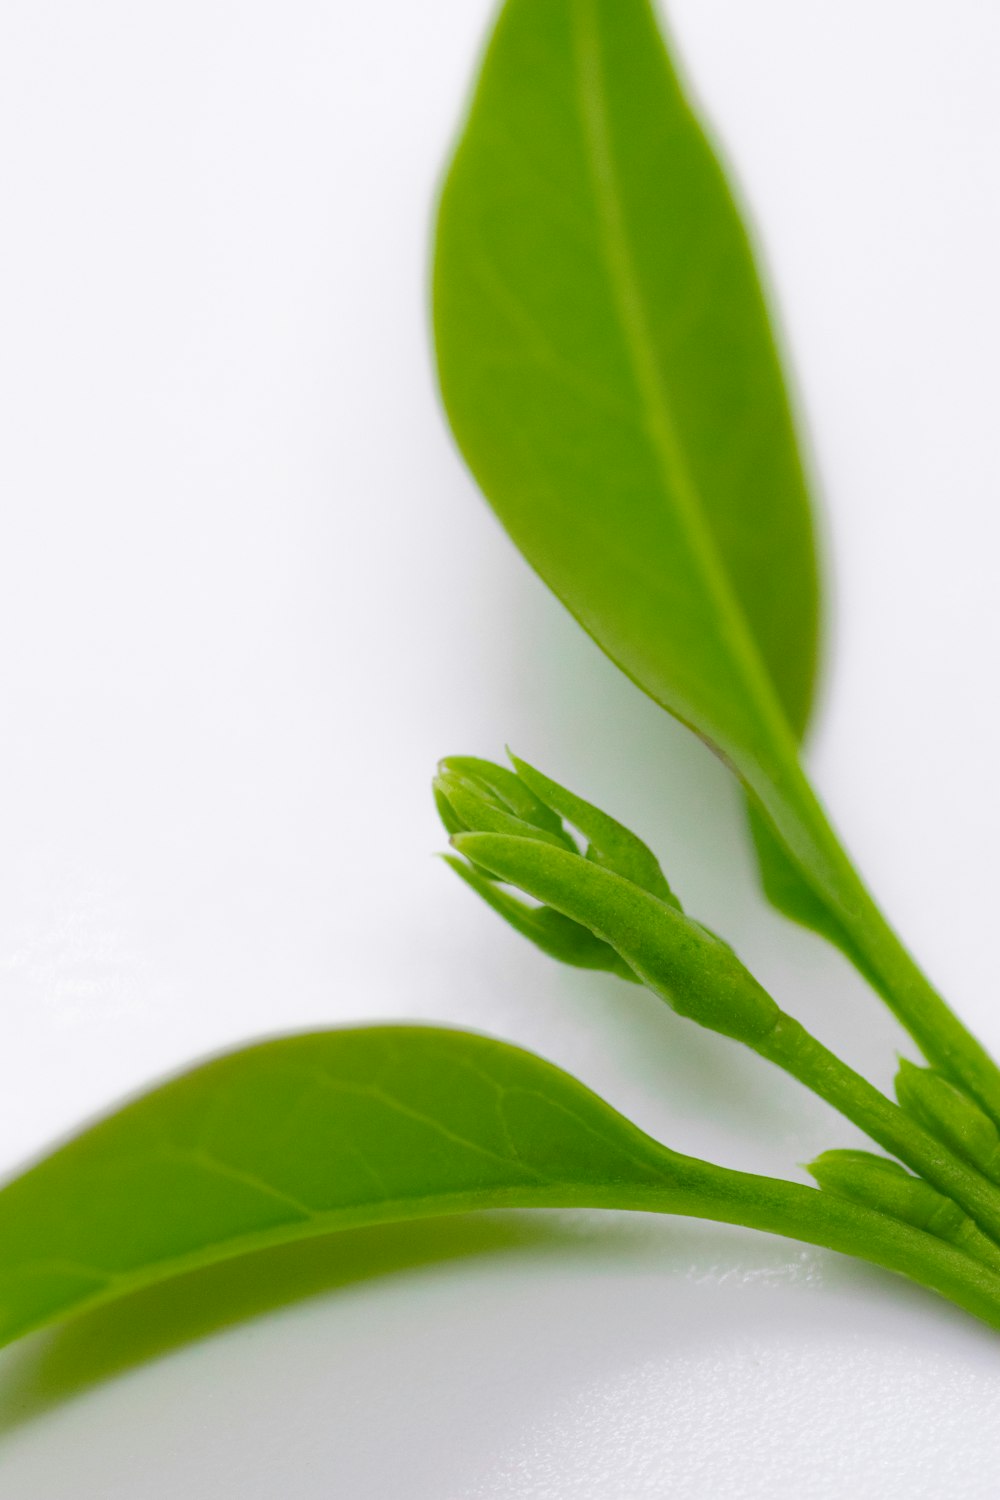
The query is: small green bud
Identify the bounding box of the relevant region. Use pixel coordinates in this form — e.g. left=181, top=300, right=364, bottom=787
left=451, top=830, right=779, bottom=1045
left=895, top=1060, right=1000, bottom=1185
left=809, top=1150, right=964, bottom=1237
left=436, top=754, right=777, bottom=1044
left=432, top=768, right=575, bottom=853
left=438, top=756, right=567, bottom=839
left=434, top=781, right=467, bottom=838
left=808, top=1149, right=1000, bottom=1269
left=442, top=856, right=637, bottom=980
left=508, top=753, right=680, bottom=907
left=434, top=757, right=629, bottom=976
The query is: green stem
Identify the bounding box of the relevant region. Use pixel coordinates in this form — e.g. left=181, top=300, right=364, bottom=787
left=618, top=1155, right=1000, bottom=1333
left=771, top=763, right=1000, bottom=1124
left=848, top=890, right=1000, bottom=1121
left=4, top=1169, right=1000, bottom=1353
left=451, top=819, right=1000, bottom=1237
left=758, top=1011, right=1000, bottom=1244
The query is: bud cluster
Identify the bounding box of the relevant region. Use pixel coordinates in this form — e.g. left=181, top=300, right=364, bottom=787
left=435, top=753, right=779, bottom=1046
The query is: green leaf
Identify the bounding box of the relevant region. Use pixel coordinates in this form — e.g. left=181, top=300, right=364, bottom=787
left=435, top=0, right=822, bottom=818
left=5, top=1025, right=1000, bottom=1346
left=434, top=0, right=1000, bottom=1103
left=0, top=1025, right=677, bottom=1350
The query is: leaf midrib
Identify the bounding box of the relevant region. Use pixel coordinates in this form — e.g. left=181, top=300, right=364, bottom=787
left=570, top=0, right=793, bottom=758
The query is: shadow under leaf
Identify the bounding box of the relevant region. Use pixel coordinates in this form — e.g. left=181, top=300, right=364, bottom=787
left=0, top=1210, right=598, bottom=1440
left=0, top=1198, right=985, bottom=1451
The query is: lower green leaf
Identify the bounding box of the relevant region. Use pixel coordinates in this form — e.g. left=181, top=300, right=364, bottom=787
left=4, top=1025, right=1000, bottom=1352
left=0, top=1025, right=674, bottom=1349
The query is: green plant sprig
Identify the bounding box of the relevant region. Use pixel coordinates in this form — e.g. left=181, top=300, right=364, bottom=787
left=436, top=755, right=1000, bottom=1251
left=4, top=1025, right=1000, bottom=1350
left=432, top=0, right=1000, bottom=1124
left=1, top=0, right=997, bottom=1386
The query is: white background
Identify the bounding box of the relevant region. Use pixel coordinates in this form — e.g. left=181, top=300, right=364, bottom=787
left=2, top=0, right=1000, bottom=1494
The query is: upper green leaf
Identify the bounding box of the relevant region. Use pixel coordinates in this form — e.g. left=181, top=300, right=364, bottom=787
left=435, top=0, right=820, bottom=793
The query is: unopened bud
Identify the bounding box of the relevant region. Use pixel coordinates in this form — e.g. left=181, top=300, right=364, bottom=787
left=439, top=756, right=568, bottom=839
left=808, top=1148, right=1000, bottom=1269
left=508, top=753, right=679, bottom=906
left=451, top=830, right=778, bottom=1045
left=433, top=768, right=574, bottom=853
left=443, top=855, right=636, bottom=980
left=895, top=1060, right=1000, bottom=1185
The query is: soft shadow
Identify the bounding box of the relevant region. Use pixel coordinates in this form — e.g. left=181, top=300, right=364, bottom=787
left=0, top=1211, right=604, bottom=1441
left=0, top=1207, right=840, bottom=1442
left=1, top=1200, right=990, bottom=1457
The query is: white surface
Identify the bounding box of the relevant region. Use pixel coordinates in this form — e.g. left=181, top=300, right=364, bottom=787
left=1, top=0, right=999, bottom=1494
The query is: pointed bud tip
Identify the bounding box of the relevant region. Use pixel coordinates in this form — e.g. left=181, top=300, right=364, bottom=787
left=450, top=830, right=488, bottom=857
left=894, top=1056, right=924, bottom=1088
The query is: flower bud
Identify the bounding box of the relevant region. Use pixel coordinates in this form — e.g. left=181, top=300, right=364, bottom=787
left=895, top=1060, right=1000, bottom=1185
left=808, top=1148, right=1000, bottom=1267
left=433, top=767, right=574, bottom=853
left=451, top=830, right=779, bottom=1044
left=442, top=855, right=637, bottom=980
left=809, top=1150, right=964, bottom=1236
left=437, top=754, right=778, bottom=1044
left=508, top=753, right=679, bottom=906
left=434, top=757, right=628, bottom=975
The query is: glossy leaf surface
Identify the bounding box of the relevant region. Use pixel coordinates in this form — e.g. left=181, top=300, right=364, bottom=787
left=435, top=0, right=818, bottom=790
left=0, top=1026, right=675, bottom=1349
